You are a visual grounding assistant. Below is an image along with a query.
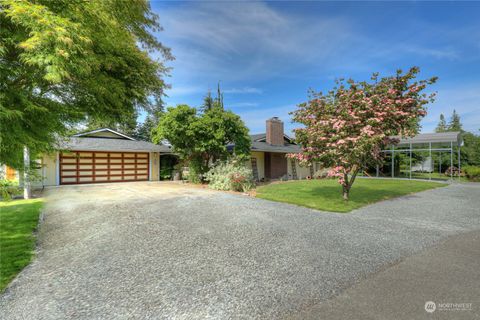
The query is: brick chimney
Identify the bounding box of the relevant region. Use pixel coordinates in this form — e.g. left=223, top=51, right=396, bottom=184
left=266, top=117, right=284, bottom=146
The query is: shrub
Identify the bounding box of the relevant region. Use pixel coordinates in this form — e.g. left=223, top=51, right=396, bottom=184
left=204, top=159, right=255, bottom=192
left=0, top=179, right=22, bottom=201
left=463, top=166, right=480, bottom=181
left=313, top=168, right=330, bottom=179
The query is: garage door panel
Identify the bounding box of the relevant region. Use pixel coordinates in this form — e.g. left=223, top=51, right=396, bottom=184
left=60, top=151, right=149, bottom=184
left=78, top=152, right=93, bottom=157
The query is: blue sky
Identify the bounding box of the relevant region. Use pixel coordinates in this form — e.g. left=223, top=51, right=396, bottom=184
left=147, top=1, right=480, bottom=135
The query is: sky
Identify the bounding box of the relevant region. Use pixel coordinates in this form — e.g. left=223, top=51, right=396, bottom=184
left=146, top=1, right=480, bottom=135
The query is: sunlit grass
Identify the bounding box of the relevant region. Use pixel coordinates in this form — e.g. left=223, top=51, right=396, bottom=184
left=256, top=179, right=445, bottom=213
left=0, top=198, right=43, bottom=291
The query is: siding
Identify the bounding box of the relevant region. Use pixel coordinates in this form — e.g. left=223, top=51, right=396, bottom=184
left=32, top=153, right=57, bottom=187
left=150, top=152, right=160, bottom=181
left=287, top=158, right=312, bottom=179
left=248, top=151, right=265, bottom=180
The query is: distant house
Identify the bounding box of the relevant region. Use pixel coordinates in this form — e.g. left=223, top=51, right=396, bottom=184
left=13, top=128, right=172, bottom=186
left=247, top=117, right=314, bottom=181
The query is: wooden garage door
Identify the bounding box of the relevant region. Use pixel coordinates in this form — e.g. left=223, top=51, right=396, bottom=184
left=60, top=151, right=149, bottom=185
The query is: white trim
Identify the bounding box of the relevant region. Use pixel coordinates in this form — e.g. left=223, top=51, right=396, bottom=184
left=55, top=152, right=60, bottom=186
left=72, top=128, right=136, bottom=141
left=149, top=152, right=152, bottom=181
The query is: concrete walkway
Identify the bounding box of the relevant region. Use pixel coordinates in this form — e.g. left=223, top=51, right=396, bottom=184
left=0, top=182, right=479, bottom=319
left=295, top=230, right=480, bottom=320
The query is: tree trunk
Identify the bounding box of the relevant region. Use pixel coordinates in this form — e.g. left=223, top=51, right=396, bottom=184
left=342, top=185, right=349, bottom=201
left=23, top=146, right=32, bottom=199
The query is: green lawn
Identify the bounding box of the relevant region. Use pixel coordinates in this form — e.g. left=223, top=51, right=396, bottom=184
left=0, top=199, right=43, bottom=291
left=256, top=178, right=445, bottom=213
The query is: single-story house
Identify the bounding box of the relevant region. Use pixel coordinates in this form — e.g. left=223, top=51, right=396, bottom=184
left=247, top=117, right=314, bottom=181
left=28, top=128, right=172, bottom=186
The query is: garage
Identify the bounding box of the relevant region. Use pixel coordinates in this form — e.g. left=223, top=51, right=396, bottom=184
left=21, top=128, right=172, bottom=187
left=59, top=151, right=150, bottom=185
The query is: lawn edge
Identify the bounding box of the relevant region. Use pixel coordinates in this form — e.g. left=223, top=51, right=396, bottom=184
left=0, top=198, right=45, bottom=293
left=256, top=180, right=447, bottom=213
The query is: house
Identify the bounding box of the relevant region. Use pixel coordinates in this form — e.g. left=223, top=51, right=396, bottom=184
left=29, top=128, right=171, bottom=186
left=248, top=117, right=314, bottom=181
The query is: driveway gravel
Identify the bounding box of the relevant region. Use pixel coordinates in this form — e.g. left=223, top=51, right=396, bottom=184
left=1, top=181, right=479, bottom=319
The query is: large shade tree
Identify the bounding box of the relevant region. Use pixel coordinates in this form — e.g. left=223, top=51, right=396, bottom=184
left=153, top=105, right=251, bottom=182
left=0, top=0, right=172, bottom=169
left=290, top=67, right=437, bottom=200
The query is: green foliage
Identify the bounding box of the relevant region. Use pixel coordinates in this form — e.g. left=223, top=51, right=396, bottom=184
left=204, top=159, right=255, bottom=192
left=0, top=0, right=172, bottom=169
left=256, top=179, right=444, bottom=213
left=462, top=132, right=480, bottom=166
left=153, top=105, right=251, bottom=178
left=0, top=198, right=43, bottom=291
left=448, top=109, right=463, bottom=132
left=435, top=110, right=479, bottom=166
left=435, top=114, right=448, bottom=133
left=201, top=83, right=224, bottom=112
left=463, top=166, right=480, bottom=181
left=134, top=114, right=160, bottom=142
left=0, top=179, right=21, bottom=201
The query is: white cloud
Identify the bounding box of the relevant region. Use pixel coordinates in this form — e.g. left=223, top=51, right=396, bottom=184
left=421, top=83, right=480, bottom=133
left=237, top=104, right=298, bottom=135
left=229, top=102, right=260, bottom=108
left=224, top=87, right=263, bottom=94
left=158, top=1, right=353, bottom=81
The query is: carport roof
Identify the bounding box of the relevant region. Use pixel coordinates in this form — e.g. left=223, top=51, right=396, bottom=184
left=393, top=132, right=462, bottom=146
left=56, top=137, right=172, bottom=153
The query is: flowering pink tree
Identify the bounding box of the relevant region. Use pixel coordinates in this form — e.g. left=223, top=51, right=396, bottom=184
left=289, top=67, right=437, bottom=200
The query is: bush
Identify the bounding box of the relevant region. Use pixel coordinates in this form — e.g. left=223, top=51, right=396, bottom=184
left=0, top=179, right=22, bottom=201
left=463, top=166, right=480, bottom=181
left=204, top=159, right=255, bottom=192
left=313, top=168, right=330, bottom=179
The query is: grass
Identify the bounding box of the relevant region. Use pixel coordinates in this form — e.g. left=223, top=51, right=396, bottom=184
left=0, top=198, right=43, bottom=291
left=256, top=178, right=445, bottom=213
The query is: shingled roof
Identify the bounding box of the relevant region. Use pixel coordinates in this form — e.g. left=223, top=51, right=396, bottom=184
left=249, top=133, right=301, bottom=153
left=57, top=137, right=172, bottom=153
left=55, top=128, right=172, bottom=153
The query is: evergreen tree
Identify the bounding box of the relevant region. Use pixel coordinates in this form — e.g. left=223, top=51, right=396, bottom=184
left=435, top=114, right=448, bottom=132
left=201, top=90, right=214, bottom=112
left=216, top=82, right=224, bottom=110
left=134, top=116, right=156, bottom=142
left=448, top=110, right=463, bottom=132
left=201, top=82, right=224, bottom=112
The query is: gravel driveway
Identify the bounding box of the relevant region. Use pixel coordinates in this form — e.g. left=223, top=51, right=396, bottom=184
left=1, top=181, right=479, bottom=319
